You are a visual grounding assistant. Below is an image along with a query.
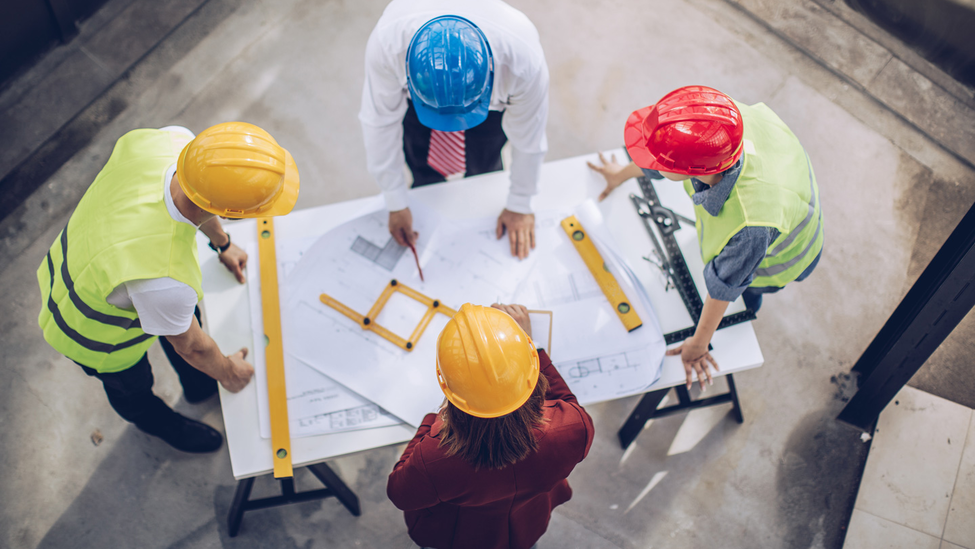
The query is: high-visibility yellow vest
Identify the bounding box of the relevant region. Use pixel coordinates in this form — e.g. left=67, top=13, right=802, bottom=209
left=37, top=129, right=203, bottom=372
left=684, top=102, right=824, bottom=289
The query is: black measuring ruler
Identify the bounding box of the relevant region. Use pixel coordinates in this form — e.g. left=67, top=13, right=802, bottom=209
left=630, top=174, right=756, bottom=345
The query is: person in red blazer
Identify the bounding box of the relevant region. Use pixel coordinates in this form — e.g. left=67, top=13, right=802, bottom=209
left=387, top=303, right=595, bottom=549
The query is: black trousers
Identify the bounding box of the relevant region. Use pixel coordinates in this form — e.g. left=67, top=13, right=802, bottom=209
left=75, top=308, right=217, bottom=433
left=402, top=100, right=508, bottom=187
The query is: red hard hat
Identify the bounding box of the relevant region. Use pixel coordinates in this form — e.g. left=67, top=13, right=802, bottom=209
left=624, top=86, right=744, bottom=176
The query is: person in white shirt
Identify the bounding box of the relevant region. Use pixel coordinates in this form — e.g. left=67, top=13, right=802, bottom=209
left=360, top=0, right=549, bottom=259
left=37, top=122, right=300, bottom=453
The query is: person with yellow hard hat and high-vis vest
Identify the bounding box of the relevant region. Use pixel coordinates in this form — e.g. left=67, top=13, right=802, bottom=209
left=589, top=86, right=824, bottom=392
left=387, top=303, right=594, bottom=549
left=37, top=122, right=299, bottom=453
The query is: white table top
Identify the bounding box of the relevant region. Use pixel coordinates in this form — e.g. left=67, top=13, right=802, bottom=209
left=198, top=150, right=764, bottom=479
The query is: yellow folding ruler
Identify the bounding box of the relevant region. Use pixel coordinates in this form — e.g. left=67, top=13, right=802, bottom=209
left=257, top=218, right=293, bottom=478
left=561, top=215, right=643, bottom=332
left=320, top=279, right=457, bottom=351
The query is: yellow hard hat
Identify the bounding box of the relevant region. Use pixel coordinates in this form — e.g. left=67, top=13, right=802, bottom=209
left=436, top=303, right=540, bottom=418
left=176, top=122, right=300, bottom=218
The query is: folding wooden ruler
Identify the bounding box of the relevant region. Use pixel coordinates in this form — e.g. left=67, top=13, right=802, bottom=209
left=257, top=218, right=293, bottom=478
left=628, top=175, right=756, bottom=344
left=561, top=215, right=642, bottom=332
left=320, top=279, right=457, bottom=351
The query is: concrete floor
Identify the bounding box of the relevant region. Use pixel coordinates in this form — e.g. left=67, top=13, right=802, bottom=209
left=1, top=0, right=974, bottom=548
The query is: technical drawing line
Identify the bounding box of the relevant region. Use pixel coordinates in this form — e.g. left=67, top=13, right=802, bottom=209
left=351, top=235, right=406, bottom=271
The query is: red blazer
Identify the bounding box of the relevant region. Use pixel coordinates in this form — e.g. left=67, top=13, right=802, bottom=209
left=387, top=350, right=595, bottom=549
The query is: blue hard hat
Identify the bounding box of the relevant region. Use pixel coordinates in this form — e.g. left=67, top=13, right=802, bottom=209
left=406, top=15, right=494, bottom=132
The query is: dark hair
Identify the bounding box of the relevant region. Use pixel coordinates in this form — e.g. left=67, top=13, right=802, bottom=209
left=439, top=373, right=549, bottom=470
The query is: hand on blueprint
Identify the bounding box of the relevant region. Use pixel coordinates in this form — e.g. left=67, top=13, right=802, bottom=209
left=218, top=242, right=248, bottom=284
left=491, top=303, right=532, bottom=338
left=667, top=338, right=719, bottom=391
left=221, top=348, right=254, bottom=393
left=587, top=152, right=642, bottom=201
left=496, top=210, right=535, bottom=259
left=389, top=208, right=418, bottom=247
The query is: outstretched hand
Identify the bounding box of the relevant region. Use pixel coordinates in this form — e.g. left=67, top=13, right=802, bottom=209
left=587, top=152, right=645, bottom=201
left=666, top=338, right=719, bottom=391
left=219, top=243, right=248, bottom=284
left=496, top=209, right=535, bottom=259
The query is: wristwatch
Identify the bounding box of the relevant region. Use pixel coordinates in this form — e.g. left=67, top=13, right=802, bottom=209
left=209, top=233, right=231, bottom=254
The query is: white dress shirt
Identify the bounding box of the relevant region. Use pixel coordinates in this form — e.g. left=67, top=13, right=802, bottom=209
left=359, top=0, right=549, bottom=214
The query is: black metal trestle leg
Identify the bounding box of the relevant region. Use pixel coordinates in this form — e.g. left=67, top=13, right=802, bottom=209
left=617, top=388, right=670, bottom=450
left=617, top=373, right=744, bottom=449
left=228, top=476, right=255, bottom=537
left=308, top=462, right=361, bottom=516
left=226, top=462, right=360, bottom=537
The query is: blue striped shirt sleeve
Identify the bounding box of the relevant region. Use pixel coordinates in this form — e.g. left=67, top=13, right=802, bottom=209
left=703, top=226, right=780, bottom=301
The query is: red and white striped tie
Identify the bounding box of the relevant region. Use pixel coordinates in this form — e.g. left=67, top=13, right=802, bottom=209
left=427, top=129, right=466, bottom=178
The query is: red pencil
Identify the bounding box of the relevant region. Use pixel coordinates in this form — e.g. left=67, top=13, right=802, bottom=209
left=408, top=241, right=424, bottom=282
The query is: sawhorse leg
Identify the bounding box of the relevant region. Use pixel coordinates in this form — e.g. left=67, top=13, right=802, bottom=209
left=227, top=461, right=360, bottom=537
left=617, top=373, right=745, bottom=450
left=308, top=462, right=360, bottom=516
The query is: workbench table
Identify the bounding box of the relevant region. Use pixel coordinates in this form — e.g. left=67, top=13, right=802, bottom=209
left=198, top=150, right=764, bottom=480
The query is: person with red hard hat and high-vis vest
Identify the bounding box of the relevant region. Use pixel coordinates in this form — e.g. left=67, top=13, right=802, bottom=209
left=360, top=0, right=549, bottom=259
left=387, top=303, right=594, bottom=549
left=589, top=86, right=824, bottom=391
left=37, top=122, right=300, bottom=453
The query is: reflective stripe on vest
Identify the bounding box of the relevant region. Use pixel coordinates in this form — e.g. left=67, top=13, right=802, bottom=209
left=754, top=154, right=822, bottom=279
left=42, top=229, right=153, bottom=354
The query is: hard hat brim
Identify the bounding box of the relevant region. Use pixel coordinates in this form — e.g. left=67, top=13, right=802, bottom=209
left=411, top=91, right=492, bottom=132
left=624, top=106, right=661, bottom=171
left=258, top=149, right=300, bottom=217
left=624, top=104, right=743, bottom=177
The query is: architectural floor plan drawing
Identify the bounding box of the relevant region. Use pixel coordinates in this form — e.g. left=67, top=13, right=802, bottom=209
left=528, top=270, right=604, bottom=308
left=280, top=203, right=543, bottom=427
left=350, top=234, right=407, bottom=271
left=513, top=201, right=666, bottom=403
left=292, top=398, right=395, bottom=432
left=245, top=244, right=405, bottom=439
left=557, top=349, right=662, bottom=405
left=244, top=199, right=664, bottom=430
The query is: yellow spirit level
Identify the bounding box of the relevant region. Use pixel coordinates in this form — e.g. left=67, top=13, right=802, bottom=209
left=560, top=215, right=642, bottom=332
left=257, top=217, right=293, bottom=478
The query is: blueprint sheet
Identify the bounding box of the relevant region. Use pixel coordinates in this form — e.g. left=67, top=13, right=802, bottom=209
left=245, top=242, right=401, bottom=440
left=512, top=201, right=666, bottom=404
left=282, top=203, right=546, bottom=427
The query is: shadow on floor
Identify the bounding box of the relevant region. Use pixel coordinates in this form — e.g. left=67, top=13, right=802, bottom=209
left=34, top=412, right=307, bottom=549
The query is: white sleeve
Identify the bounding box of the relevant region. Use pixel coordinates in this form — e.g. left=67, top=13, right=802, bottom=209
left=501, top=60, right=549, bottom=214
left=359, top=27, right=411, bottom=212
left=159, top=125, right=196, bottom=138
left=127, top=278, right=199, bottom=336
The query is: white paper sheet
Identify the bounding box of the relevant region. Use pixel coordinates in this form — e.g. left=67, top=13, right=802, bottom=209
left=246, top=242, right=403, bottom=439
left=280, top=203, right=546, bottom=426
left=513, top=201, right=666, bottom=404
left=528, top=311, right=553, bottom=353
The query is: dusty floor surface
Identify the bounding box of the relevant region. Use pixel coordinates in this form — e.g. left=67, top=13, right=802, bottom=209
left=1, top=0, right=973, bottom=547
